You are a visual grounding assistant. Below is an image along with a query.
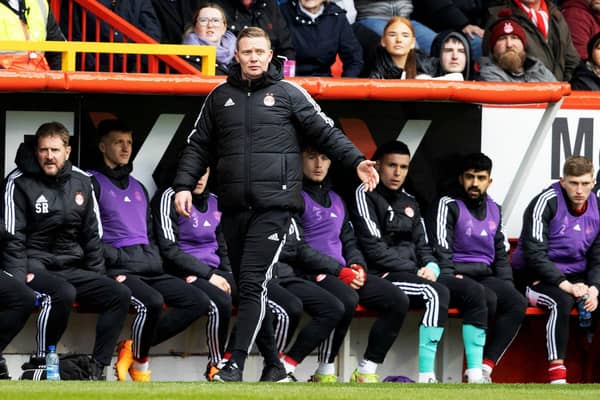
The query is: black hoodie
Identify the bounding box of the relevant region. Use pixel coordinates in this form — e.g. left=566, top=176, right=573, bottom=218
left=430, top=30, right=474, bottom=80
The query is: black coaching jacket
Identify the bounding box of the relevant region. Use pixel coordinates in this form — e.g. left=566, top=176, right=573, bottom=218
left=173, top=59, right=364, bottom=213
left=2, top=142, right=105, bottom=281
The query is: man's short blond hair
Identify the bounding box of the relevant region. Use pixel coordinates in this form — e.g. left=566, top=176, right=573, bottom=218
left=563, top=156, right=594, bottom=177
left=236, top=26, right=271, bottom=51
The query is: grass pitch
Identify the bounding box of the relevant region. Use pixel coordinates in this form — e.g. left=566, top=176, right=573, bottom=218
left=1, top=382, right=599, bottom=400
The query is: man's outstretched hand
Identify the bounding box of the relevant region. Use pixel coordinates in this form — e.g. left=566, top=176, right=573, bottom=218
left=357, top=160, right=379, bottom=191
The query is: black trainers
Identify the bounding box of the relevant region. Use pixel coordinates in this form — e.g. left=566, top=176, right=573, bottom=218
left=89, top=358, right=106, bottom=381
left=259, top=362, right=290, bottom=382
left=0, top=356, right=11, bottom=380
left=213, top=361, right=242, bottom=382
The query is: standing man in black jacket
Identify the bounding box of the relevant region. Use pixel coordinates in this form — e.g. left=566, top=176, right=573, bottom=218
left=2, top=122, right=131, bottom=379
left=173, top=26, right=379, bottom=382
left=427, top=152, right=526, bottom=383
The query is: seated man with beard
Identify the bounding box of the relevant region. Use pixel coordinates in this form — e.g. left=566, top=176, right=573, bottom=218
left=479, top=9, right=556, bottom=83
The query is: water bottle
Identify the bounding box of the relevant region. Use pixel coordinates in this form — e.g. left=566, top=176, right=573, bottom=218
left=578, top=294, right=592, bottom=328
left=45, top=345, right=60, bottom=381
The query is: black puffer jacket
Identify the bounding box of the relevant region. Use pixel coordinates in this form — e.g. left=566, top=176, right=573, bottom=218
left=174, top=59, right=365, bottom=212
left=2, top=142, right=105, bottom=281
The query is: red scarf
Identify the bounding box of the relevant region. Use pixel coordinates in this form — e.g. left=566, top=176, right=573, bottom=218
left=514, top=0, right=549, bottom=39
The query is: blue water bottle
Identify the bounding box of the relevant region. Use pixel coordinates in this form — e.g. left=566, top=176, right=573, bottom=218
left=45, top=345, right=60, bottom=381
left=578, top=294, right=592, bottom=328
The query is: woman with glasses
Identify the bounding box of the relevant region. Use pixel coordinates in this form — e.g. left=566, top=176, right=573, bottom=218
left=183, top=3, right=236, bottom=75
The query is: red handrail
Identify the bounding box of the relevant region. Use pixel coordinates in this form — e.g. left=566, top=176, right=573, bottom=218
left=49, top=0, right=200, bottom=75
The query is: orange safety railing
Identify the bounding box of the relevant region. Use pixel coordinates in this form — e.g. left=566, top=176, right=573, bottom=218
left=49, top=0, right=201, bottom=75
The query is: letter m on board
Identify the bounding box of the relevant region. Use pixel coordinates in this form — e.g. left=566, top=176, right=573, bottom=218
left=551, top=117, right=593, bottom=179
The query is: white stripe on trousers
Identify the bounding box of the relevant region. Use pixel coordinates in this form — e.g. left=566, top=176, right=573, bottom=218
left=35, top=293, right=52, bottom=357
left=318, top=330, right=335, bottom=364
left=246, top=234, right=287, bottom=354
left=526, top=286, right=559, bottom=360
left=206, top=300, right=221, bottom=364
left=269, top=300, right=290, bottom=354
left=130, top=296, right=147, bottom=359
left=392, top=281, right=441, bottom=326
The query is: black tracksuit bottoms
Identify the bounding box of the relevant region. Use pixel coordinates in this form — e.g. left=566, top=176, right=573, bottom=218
left=220, top=208, right=290, bottom=369
left=316, top=273, right=409, bottom=364
left=27, top=265, right=131, bottom=366
left=0, top=271, right=36, bottom=353
left=268, top=277, right=345, bottom=363
left=477, top=276, right=526, bottom=363
left=119, top=273, right=209, bottom=360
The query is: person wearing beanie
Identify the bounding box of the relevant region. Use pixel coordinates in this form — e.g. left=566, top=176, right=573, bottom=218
left=570, top=31, right=600, bottom=90
left=484, top=0, right=580, bottom=81
left=479, top=8, right=556, bottom=82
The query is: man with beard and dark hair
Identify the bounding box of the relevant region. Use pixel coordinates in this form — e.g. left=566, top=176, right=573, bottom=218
left=479, top=8, right=556, bottom=82
left=427, top=152, right=527, bottom=383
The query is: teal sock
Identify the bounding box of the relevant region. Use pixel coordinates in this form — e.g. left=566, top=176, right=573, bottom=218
left=462, top=324, right=486, bottom=369
left=418, top=325, right=444, bottom=373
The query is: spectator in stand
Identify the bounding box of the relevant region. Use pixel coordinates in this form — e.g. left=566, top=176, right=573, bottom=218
left=151, top=0, right=203, bottom=44
left=479, top=9, right=557, bottom=82
left=512, top=156, right=600, bottom=384
left=183, top=3, right=236, bottom=75
left=352, top=0, right=436, bottom=54
left=0, top=0, right=65, bottom=71
left=369, top=17, right=436, bottom=79
left=484, top=0, right=580, bottom=81
left=280, top=0, right=363, bottom=77
left=411, top=0, right=495, bottom=61
left=570, top=31, right=600, bottom=89
left=215, top=0, right=295, bottom=61
left=430, top=30, right=474, bottom=80
left=561, top=0, right=600, bottom=60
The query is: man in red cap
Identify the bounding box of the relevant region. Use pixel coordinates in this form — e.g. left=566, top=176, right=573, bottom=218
left=484, top=0, right=580, bottom=81
left=479, top=8, right=557, bottom=82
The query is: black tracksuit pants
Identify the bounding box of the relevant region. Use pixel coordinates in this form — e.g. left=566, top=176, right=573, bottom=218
left=526, top=282, right=582, bottom=361
left=383, top=271, right=450, bottom=327
left=188, top=270, right=236, bottom=365
left=268, top=277, right=344, bottom=363
left=477, top=276, right=526, bottom=364
left=316, top=273, right=409, bottom=364
left=0, top=271, right=36, bottom=353
left=119, top=273, right=208, bottom=360
left=437, top=274, right=488, bottom=329
left=27, top=265, right=131, bottom=366
left=220, top=208, right=290, bottom=369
